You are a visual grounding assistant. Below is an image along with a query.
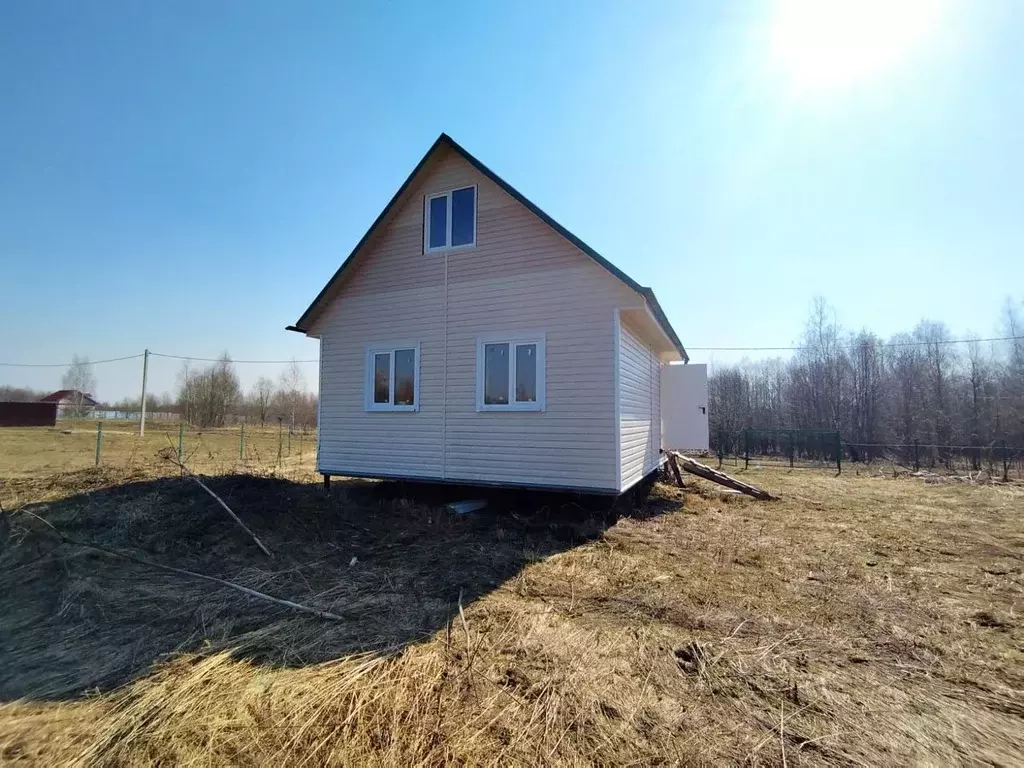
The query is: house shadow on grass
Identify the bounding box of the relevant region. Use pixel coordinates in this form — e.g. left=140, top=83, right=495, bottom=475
left=0, top=471, right=662, bottom=702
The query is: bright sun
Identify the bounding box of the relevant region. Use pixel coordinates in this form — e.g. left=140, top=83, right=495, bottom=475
left=768, top=0, right=947, bottom=92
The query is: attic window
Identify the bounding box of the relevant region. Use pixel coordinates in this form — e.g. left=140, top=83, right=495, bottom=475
left=425, top=186, right=476, bottom=251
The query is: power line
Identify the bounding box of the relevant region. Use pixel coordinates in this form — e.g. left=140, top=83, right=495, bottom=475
left=689, top=335, right=1024, bottom=352
left=0, top=353, right=144, bottom=368
left=1, top=335, right=1021, bottom=368
left=149, top=353, right=318, bottom=364
left=0, top=353, right=316, bottom=368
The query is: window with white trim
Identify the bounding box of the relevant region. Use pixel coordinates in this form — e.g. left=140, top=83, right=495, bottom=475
left=365, top=343, right=420, bottom=411
left=425, top=186, right=476, bottom=251
left=476, top=333, right=546, bottom=412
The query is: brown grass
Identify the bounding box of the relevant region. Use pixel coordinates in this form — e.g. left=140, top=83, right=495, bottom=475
left=0, top=423, right=315, bottom=478
left=0, top=462, right=1021, bottom=765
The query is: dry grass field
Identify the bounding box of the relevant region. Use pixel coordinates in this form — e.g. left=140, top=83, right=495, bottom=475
left=0, top=432, right=1021, bottom=765
left=0, top=422, right=315, bottom=477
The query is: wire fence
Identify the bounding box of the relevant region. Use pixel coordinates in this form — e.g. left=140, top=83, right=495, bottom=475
left=713, top=429, right=844, bottom=471
left=842, top=440, right=1023, bottom=477
left=6, top=420, right=1020, bottom=482
left=711, top=428, right=1023, bottom=479
left=0, top=420, right=318, bottom=479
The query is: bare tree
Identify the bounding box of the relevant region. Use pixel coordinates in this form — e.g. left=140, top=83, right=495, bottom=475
left=1002, top=296, right=1024, bottom=369
left=278, top=359, right=306, bottom=428
left=176, top=354, right=240, bottom=428
left=795, top=297, right=844, bottom=429
left=914, top=320, right=958, bottom=463
left=998, top=297, right=1024, bottom=447
left=963, top=337, right=994, bottom=465
left=60, top=354, right=97, bottom=417
left=249, top=376, right=275, bottom=426
left=849, top=331, right=884, bottom=453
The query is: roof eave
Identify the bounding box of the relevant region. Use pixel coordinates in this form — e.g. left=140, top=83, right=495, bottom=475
left=641, top=288, right=689, bottom=363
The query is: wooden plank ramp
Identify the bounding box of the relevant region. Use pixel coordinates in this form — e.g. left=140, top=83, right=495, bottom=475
left=666, top=451, right=778, bottom=501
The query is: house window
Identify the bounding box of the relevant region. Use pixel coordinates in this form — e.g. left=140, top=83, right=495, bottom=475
left=425, top=186, right=476, bottom=251
left=476, top=333, right=546, bottom=412
left=365, top=343, right=420, bottom=411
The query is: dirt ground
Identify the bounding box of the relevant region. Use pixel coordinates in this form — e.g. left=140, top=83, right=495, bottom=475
left=0, top=461, right=1021, bottom=765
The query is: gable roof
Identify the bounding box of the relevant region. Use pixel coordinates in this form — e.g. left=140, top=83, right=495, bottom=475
left=40, top=389, right=98, bottom=405
left=288, top=133, right=688, bottom=362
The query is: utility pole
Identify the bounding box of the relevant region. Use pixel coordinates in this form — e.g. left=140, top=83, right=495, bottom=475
left=139, top=348, right=150, bottom=437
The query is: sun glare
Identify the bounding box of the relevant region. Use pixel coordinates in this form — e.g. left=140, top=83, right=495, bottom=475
left=768, top=0, right=947, bottom=92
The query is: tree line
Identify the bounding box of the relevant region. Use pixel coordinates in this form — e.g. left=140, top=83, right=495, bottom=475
left=0, top=355, right=318, bottom=430
left=175, top=355, right=317, bottom=429
left=708, top=296, right=1024, bottom=458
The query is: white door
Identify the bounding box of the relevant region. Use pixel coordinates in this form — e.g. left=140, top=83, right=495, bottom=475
left=661, top=363, right=709, bottom=452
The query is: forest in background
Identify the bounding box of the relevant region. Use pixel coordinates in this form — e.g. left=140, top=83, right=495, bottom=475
left=708, top=296, right=1024, bottom=457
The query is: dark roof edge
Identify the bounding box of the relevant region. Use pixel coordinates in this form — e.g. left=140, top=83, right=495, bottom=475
left=641, top=288, right=689, bottom=362
left=290, top=134, right=450, bottom=333
left=289, top=133, right=687, bottom=360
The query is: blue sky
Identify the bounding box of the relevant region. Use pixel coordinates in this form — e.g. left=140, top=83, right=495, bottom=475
left=1, top=0, right=1020, bottom=400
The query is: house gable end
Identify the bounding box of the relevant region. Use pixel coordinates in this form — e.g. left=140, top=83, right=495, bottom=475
left=289, top=134, right=687, bottom=361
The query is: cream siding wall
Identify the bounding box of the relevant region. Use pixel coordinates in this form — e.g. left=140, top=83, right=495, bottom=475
left=316, top=287, right=446, bottom=480
left=618, top=315, right=662, bottom=490
left=312, top=146, right=641, bottom=491
left=312, top=165, right=447, bottom=479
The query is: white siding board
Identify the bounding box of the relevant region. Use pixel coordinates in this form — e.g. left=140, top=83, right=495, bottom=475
left=649, top=342, right=662, bottom=475
left=618, top=316, right=662, bottom=490
left=444, top=263, right=628, bottom=490
left=316, top=283, right=445, bottom=479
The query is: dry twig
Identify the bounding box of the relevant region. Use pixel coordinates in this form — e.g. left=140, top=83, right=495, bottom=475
left=16, top=509, right=342, bottom=621
left=158, top=445, right=273, bottom=557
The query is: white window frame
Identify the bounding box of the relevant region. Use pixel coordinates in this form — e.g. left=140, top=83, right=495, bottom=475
left=364, top=342, right=420, bottom=412
left=475, top=331, right=546, bottom=412
left=424, top=185, right=477, bottom=252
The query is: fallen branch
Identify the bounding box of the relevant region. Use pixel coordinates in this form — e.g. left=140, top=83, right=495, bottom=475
left=16, top=509, right=344, bottom=621
left=159, top=446, right=273, bottom=558
left=668, top=452, right=778, bottom=501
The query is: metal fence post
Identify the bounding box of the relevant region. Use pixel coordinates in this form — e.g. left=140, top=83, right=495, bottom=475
left=835, top=431, right=842, bottom=475
left=913, top=439, right=920, bottom=471
left=717, top=431, right=724, bottom=469
left=1003, top=440, right=1009, bottom=482
left=789, top=430, right=795, bottom=469
left=94, top=422, right=103, bottom=466
left=178, top=422, right=185, bottom=460
left=277, top=418, right=283, bottom=466
left=744, top=429, right=750, bottom=470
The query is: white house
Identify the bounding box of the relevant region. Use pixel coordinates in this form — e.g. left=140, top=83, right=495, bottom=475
left=289, top=134, right=708, bottom=494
